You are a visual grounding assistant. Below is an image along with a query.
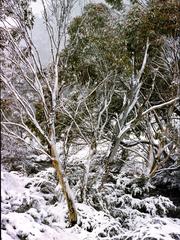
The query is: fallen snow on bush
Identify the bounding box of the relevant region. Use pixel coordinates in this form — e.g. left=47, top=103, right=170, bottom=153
left=1, top=168, right=120, bottom=240
left=1, top=167, right=180, bottom=240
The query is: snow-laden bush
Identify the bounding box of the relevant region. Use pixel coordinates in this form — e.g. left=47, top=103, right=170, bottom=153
left=115, top=194, right=176, bottom=217
left=2, top=160, right=180, bottom=240
left=119, top=217, right=180, bottom=240
left=116, top=173, right=155, bottom=197
left=1, top=143, right=180, bottom=240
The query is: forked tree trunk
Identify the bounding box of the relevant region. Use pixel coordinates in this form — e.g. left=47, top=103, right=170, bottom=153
left=51, top=144, right=77, bottom=226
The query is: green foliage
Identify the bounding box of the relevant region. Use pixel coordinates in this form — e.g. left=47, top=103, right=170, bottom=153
left=59, top=3, right=133, bottom=132
left=28, top=0, right=179, bottom=152
left=60, top=3, right=131, bottom=86
left=124, top=0, right=179, bottom=62
left=123, top=0, right=180, bottom=105
left=147, top=0, right=180, bottom=38
left=58, top=1, right=180, bottom=144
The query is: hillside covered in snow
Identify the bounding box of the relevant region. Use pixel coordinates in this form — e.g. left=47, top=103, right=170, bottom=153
left=1, top=143, right=180, bottom=240
left=1, top=0, right=180, bottom=239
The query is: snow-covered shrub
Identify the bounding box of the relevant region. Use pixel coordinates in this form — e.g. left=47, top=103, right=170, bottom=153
left=75, top=203, right=123, bottom=239
left=116, top=173, right=155, bottom=197
left=2, top=159, right=180, bottom=240
left=119, top=217, right=180, bottom=240
left=116, top=195, right=176, bottom=217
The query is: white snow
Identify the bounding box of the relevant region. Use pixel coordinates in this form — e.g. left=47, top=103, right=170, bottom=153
left=1, top=168, right=119, bottom=240
left=1, top=146, right=180, bottom=240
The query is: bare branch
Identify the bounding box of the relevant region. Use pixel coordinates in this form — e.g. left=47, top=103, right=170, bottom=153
left=142, top=97, right=179, bottom=116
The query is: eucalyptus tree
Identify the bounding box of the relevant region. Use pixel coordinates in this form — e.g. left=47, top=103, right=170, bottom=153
left=59, top=1, right=179, bottom=181
left=1, top=0, right=78, bottom=225
left=104, top=0, right=180, bottom=177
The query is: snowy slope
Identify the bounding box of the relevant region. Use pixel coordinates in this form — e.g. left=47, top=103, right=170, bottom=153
left=1, top=149, right=180, bottom=240
left=1, top=168, right=121, bottom=240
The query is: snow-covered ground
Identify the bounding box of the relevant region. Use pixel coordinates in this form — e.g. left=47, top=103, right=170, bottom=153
left=1, top=168, right=121, bottom=240
left=1, top=143, right=180, bottom=240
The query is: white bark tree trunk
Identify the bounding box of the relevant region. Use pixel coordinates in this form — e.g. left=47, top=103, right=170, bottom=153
left=50, top=143, right=77, bottom=225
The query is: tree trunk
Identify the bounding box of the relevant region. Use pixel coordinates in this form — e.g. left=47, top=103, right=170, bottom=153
left=82, top=144, right=96, bottom=203
left=51, top=144, right=77, bottom=226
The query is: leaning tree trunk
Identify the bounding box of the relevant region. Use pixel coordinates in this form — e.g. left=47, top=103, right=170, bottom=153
left=48, top=58, right=77, bottom=226
left=51, top=144, right=77, bottom=226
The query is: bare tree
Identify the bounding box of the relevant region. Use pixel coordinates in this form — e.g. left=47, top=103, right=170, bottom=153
left=1, top=0, right=78, bottom=225
left=60, top=72, right=115, bottom=202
